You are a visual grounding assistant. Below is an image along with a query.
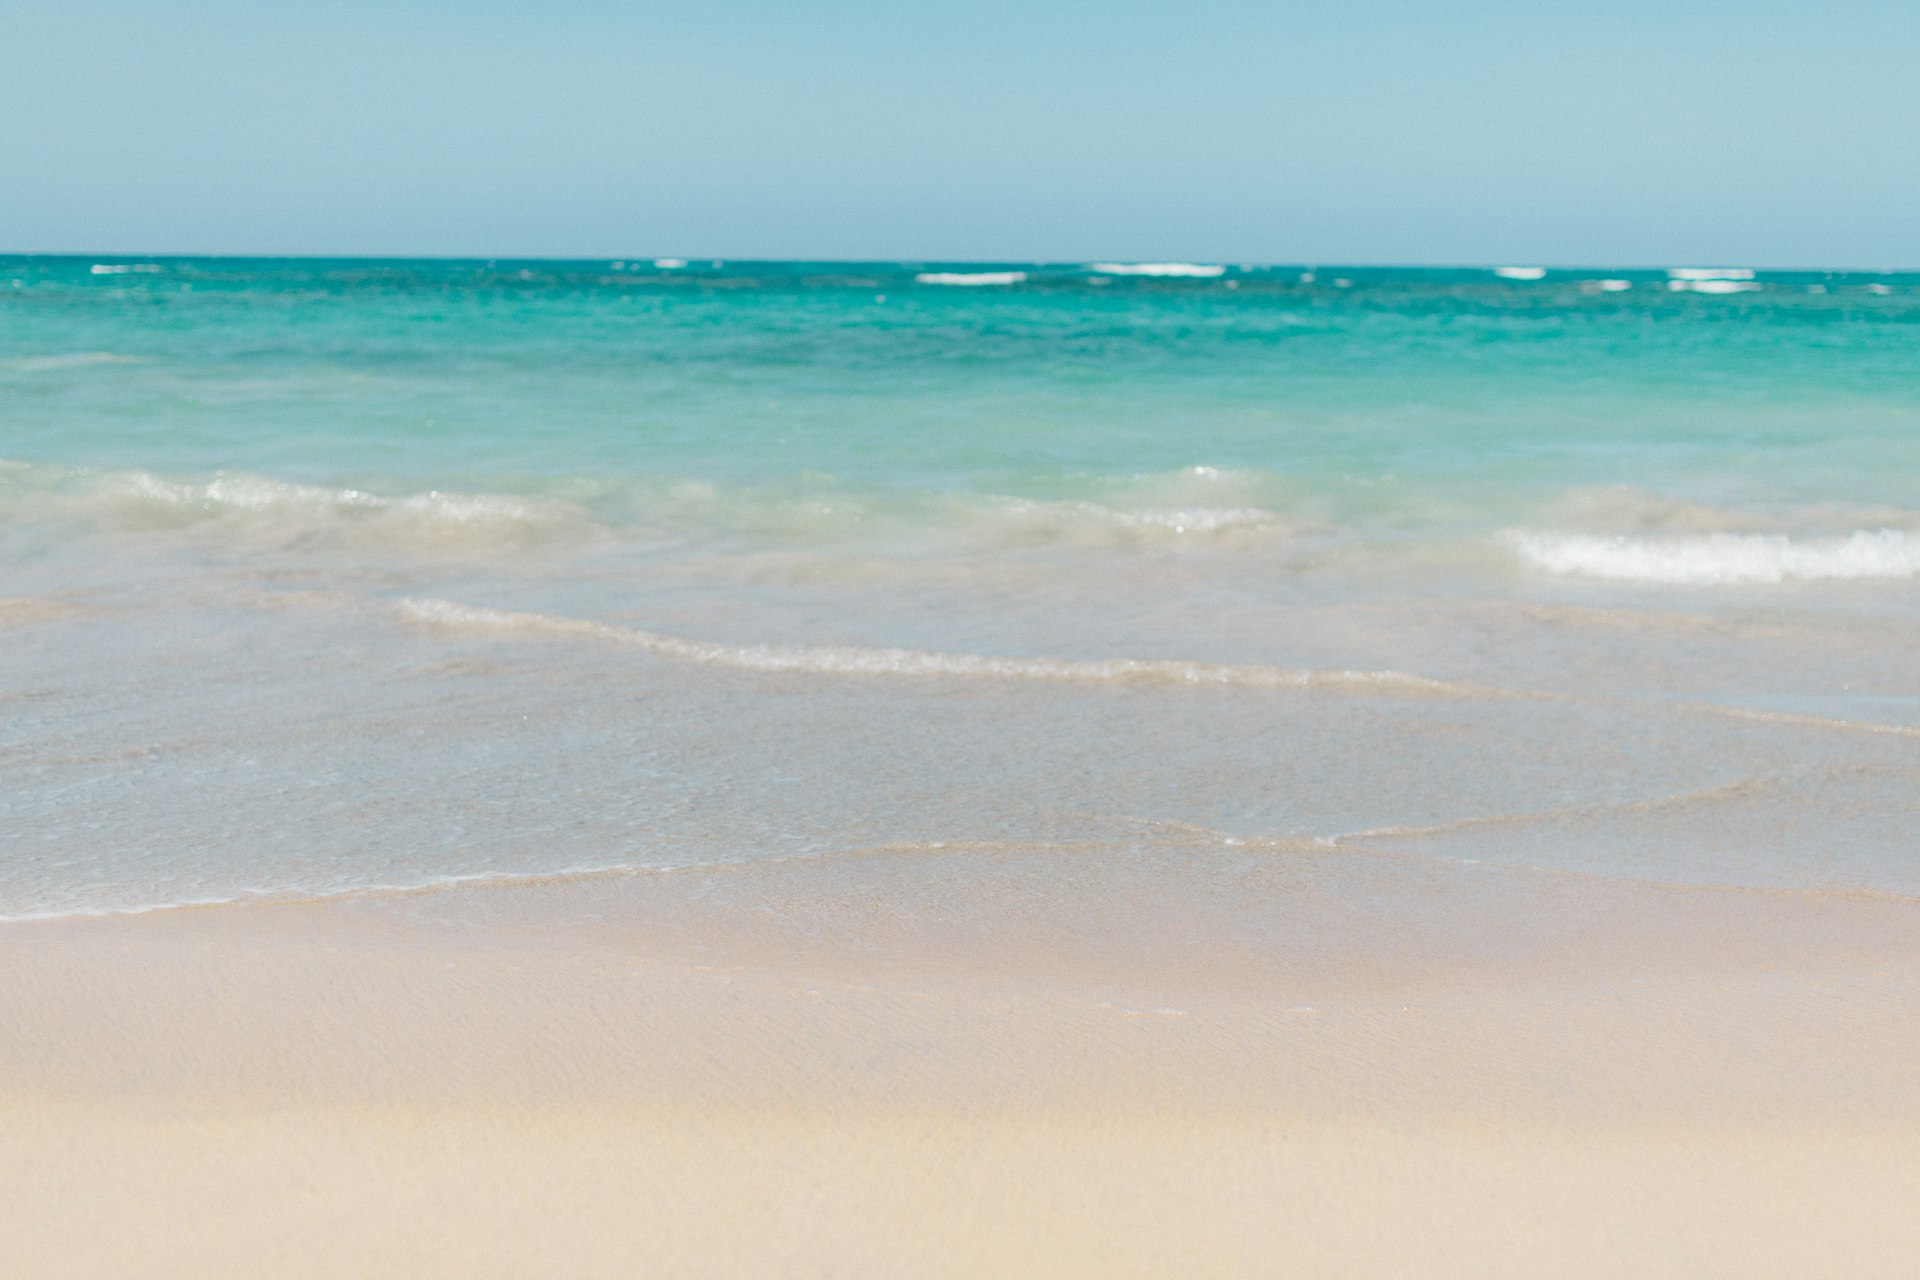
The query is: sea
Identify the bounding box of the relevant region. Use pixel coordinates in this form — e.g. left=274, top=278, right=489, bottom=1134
left=4, top=257, right=1919, bottom=921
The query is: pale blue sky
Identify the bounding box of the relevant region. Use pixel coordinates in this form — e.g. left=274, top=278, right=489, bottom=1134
left=3, top=0, right=1915, bottom=265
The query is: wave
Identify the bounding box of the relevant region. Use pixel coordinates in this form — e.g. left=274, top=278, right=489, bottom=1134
left=1492, top=267, right=1546, bottom=280
left=1668, top=279, right=1762, bottom=294
left=0, top=464, right=592, bottom=550
left=1667, top=268, right=1755, bottom=281
left=951, top=495, right=1301, bottom=548
left=0, top=460, right=1318, bottom=555
left=1087, top=262, right=1225, bottom=277
left=1507, top=529, right=1920, bottom=584
left=396, top=597, right=1493, bottom=697
left=915, top=271, right=1027, bottom=286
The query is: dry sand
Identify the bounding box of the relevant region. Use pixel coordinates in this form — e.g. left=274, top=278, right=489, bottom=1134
left=4, top=846, right=1919, bottom=1278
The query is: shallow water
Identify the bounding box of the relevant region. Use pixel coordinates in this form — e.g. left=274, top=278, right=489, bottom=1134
left=4, top=256, right=1919, bottom=917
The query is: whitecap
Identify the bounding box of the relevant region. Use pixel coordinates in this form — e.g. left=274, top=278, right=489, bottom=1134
left=1087, top=263, right=1226, bottom=277
left=1668, top=279, right=1761, bottom=294
left=1507, top=529, right=1920, bottom=585
left=1493, top=267, right=1546, bottom=280
left=915, top=271, right=1027, bottom=286
left=1667, top=268, right=1755, bottom=281
left=653, top=257, right=687, bottom=269
left=88, top=264, right=164, bottom=275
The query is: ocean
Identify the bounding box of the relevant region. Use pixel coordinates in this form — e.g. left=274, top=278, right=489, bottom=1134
left=5, top=256, right=1919, bottom=921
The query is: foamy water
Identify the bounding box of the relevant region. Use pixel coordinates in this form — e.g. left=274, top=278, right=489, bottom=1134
left=1509, top=529, right=1920, bottom=584
left=4, top=256, right=1920, bottom=919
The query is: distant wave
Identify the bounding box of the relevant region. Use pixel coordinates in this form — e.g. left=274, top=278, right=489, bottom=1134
left=915, top=271, right=1027, bottom=286
left=397, top=597, right=1491, bottom=697
left=1665, top=268, right=1760, bottom=294
left=1492, top=267, right=1546, bottom=280
left=1508, top=529, right=1920, bottom=584
left=1668, top=280, right=1761, bottom=294
left=1667, top=268, right=1755, bottom=281
left=1087, top=263, right=1226, bottom=277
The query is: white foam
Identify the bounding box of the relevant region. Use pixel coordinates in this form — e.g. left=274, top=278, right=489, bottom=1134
left=1087, top=263, right=1226, bottom=278
left=1, top=465, right=587, bottom=549
left=915, top=271, right=1027, bottom=286
left=397, top=597, right=1487, bottom=697
left=1590, top=279, right=1633, bottom=292
left=88, top=263, right=164, bottom=275
left=1508, top=529, right=1920, bottom=585
left=1667, top=268, right=1755, bottom=281
left=1668, top=279, right=1761, bottom=294
left=960, top=496, right=1294, bottom=546
left=1493, top=267, right=1546, bottom=280
left=652, top=257, right=687, bottom=269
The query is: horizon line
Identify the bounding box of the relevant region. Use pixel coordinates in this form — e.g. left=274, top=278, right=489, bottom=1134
left=4, top=251, right=1916, bottom=274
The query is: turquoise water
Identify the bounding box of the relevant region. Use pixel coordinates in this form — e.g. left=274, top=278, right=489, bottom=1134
left=8, top=257, right=1920, bottom=516
left=5, top=257, right=1920, bottom=919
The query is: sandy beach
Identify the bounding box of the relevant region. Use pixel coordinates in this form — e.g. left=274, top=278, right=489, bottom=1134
left=7, top=846, right=1919, bottom=1279
left=9, top=257, right=1920, bottom=1275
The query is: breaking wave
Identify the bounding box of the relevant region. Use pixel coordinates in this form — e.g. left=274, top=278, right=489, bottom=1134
left=1508, top=529, right=1920, bottom=584
left=1087, top=262, right=1226, bottom=277
left=915, top=271, right=1027, bottom=286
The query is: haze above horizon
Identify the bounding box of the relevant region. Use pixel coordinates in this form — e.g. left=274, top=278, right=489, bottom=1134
left=3, top=0, right=1916, bottom=267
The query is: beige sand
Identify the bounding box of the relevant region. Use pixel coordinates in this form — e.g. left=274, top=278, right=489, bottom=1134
left=4, top=849, right=1920, bottom=1278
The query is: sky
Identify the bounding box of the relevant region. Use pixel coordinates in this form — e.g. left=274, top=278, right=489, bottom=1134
left=3, top=0, right=1917, bottom=266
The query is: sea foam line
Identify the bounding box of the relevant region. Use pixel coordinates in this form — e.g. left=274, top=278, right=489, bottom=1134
left=399, top=598, right=1920, bottom=739
left=1507, top=528, right=1920, bottom=585
left=394, top=597, right=1490, bottom=697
